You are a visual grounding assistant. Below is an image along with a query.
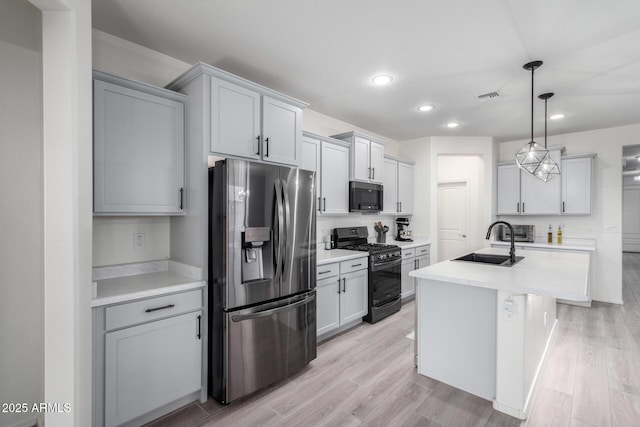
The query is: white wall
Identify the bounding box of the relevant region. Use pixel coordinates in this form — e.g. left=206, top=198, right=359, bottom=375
left=399, top=136, right=496, bottom=264
left=498, top=124, right=640, bottom=304
left=0, top=2, right=43, bottom=426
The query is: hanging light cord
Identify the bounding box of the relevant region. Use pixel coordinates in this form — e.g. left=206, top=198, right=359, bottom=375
left=530, top=67, right=534, bottom=142
left=543, top=97, right=548, bottom=148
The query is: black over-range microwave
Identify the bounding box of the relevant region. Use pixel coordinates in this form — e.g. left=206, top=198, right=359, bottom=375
left=349, top=181, right=383, bottom=212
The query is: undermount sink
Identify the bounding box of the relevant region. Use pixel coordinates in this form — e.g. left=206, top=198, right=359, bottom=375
left=452, top=253, right=524, bottom=267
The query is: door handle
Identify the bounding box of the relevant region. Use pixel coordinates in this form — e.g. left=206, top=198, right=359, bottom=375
left=517, top=202, right=520, bottom=213
left=256, top=135, right=260, bottom=155
left=231, top=293, right=315, bottom=322
left=265, top=137, right=270, bottom=157
left=400, top=202, right=402, bottom=212
left=372, top=168, right=375, bottom=180
left=145, top=304, right=175, bottom=313
left=562, top=201, right=565, bottom=213
left=342, top=277, right=346, bottom=293
left=522, top=202, right=525, bottom=213
left=196, top=315, right=201, bottom=339
left=368, top=167, right=371, bottom=179
left=337, top=278, right=341, bottom=294
left=318, top=197, right=322, bottom=212
left=179, top=187, right=184, bottom=210
left=280, top=179, right=291, bottom=276
left=323, top=197, right=327, bottom=212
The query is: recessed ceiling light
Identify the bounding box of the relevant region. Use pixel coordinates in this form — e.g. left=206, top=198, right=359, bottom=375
left=549, top=114, right=565, bottom=120
left=635, top=175, right=640, bottom=181
left=446, top=122, right=460, bottom=128
left=418, top=104, right=435, bottom=112
left=372, top=74, right=393, bottom=86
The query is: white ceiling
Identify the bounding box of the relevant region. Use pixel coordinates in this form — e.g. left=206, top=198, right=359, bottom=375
left=92, top=0, right=640, bottom=143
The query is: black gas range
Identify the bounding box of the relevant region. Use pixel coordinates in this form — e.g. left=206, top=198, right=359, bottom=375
left=333, top=227, right=402, bottom=324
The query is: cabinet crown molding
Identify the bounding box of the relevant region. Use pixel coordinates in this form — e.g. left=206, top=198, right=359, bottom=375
left=166, top=62, right=308, bottom=109
left=384, top=154, right=415, bottom=166
left=93, top=70, right=186, bottom=102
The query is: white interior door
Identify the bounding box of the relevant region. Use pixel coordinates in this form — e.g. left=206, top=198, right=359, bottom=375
left=438, top=181, right=469, bottom=261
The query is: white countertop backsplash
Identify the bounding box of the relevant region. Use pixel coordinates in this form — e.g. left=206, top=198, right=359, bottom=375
left=491, top=237, right=596, bottom=252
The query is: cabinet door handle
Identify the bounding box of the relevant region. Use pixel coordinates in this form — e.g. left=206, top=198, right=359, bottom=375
left=351, top=263, right=362, bottom=268
left=400, top=202, right=402, bottom=212
left=179, top=187, right=184, bottom=210
left=342, top=277, right=346, bottom=293
left=318, top=270, right=332, bottom=275
left=323, top=197, right=326, bottom=212
left=265, top=137, right=269, bottom=157
left=522, top=202, right=525, bottom=213
left=397, top=202, right=399, bottom=212
left=517, top=202, right=520, bottom=213
left=256, top=136, right=261, bottom=155
left=145, top=304, right=175, bottom=313
left=562, top=201, right=565, bottom=213
left=337, top=278, right=341, bottom=294
left=197, top=315, right=201, bottom=339
left=372, top=168, right=375, bottom=180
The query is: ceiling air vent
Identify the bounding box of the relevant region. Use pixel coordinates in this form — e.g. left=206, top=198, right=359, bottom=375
left=477, top=91, right=500, bottom=102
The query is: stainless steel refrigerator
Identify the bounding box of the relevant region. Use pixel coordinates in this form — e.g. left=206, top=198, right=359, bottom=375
left=208, top=159, right=317, bottom=404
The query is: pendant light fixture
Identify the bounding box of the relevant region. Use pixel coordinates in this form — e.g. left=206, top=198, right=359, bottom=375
left=515, top=61, right=548, bottom=174
left=535, top=92, right=560, bottom=182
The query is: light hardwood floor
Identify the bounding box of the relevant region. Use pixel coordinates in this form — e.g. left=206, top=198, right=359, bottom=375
left=146, top=253, right=640, bottom=427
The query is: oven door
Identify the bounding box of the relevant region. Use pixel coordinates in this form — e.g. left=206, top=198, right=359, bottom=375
left=370, top=257, right=401, bottom=306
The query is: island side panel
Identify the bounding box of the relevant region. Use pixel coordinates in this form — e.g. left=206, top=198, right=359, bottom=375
left=416, top=278, right=497, bottom=400
left=494, top=291, right=557, bottom=420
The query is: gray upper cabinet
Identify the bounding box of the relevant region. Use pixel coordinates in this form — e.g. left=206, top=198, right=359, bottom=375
left=210, top=77, right=261, bottom=160
left=561, top=154, right=595, bottom=215
left=170, top=63, right=306, bottom=167
left=383, top=155, right=414, bottom=215
left=331, top=131, right=385, bottom=184
left=93, top=71, right=185, bottom=215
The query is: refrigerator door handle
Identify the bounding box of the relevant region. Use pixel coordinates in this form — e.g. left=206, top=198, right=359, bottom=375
left=230, top=293, right=315, bottom=322
left=280, top=179, right=291, bottom=276
left=274, top=180, right=284, bottom=284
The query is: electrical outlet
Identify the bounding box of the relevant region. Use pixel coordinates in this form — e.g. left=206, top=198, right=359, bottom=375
left=503, top=300, right=517, bottom=322
left=134, top=233, right=145, bottom=250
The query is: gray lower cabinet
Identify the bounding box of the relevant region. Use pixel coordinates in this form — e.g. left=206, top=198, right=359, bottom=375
left=401, top=245, right=431, bottom=301
left=316, top=259, right=368, bottom=340
left=94, top=289, right=203, bottom=427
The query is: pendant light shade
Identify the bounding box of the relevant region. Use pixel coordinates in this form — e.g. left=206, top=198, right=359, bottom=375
left=535, top=92, right=560, bottom=182
left=515, top=61, right=549, bottom=175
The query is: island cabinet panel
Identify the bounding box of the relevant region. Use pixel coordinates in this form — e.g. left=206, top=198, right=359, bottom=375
left=93, top=74, right=185, bottom=215
left=417, top=281, right=497, bottom=400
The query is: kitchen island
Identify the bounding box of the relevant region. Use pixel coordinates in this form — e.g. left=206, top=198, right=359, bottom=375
left=410, top=247, right=591, bottom=420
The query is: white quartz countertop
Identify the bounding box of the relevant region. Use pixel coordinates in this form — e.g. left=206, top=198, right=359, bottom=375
left=93, top=273, right=205, bottom=307
left=410, top=247, right=590, bottom=301
left=390, top=237, right=431, bottom=249
left=491, top=240, right=596, bottom=252
left=92, top=260, right=205, bottom=307
left=317, top=249, right=368, bottom=265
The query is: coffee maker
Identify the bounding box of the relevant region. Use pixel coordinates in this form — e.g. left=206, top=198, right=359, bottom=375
left=395, top=217, right=413, bottom=242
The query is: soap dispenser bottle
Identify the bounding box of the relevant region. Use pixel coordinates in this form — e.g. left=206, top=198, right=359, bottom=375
left=547, top=225, right=553, bottom=244
left=557, top=225, right=563, bottom=245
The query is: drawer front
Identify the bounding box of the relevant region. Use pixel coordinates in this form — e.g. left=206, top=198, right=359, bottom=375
left=316, top=263, right=339, bottom=279
left=402, top=248, right=415, bottom=259
left=340, top=257, right=368, bottom=275
left=106, top=289, right=203, bottom=331
left=415, top=245, right=430, bottom=257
